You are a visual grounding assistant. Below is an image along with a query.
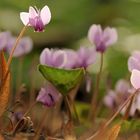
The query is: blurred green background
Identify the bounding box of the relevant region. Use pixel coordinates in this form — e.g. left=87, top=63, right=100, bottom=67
left=1, top=0, right=140, bottom=93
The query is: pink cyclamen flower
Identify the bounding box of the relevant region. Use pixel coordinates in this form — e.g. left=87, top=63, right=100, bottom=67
left=77, top=46, right=96, bottom=68
left=20, top=5, right=51, bottom=32
left=6, top=36, right=33, bottom=57
left=128, top=51, right=140, bottom=72
left=0, top=31, right=11, bottom=50
left=36, top=83, right=60, bottom=107
left=88, top=24, right=118, bottom=53
left=104, top=79, right=137, bottom=116
left=40, top=48, right=67, bottom=68
left=130, top=69, right=140, bottom=89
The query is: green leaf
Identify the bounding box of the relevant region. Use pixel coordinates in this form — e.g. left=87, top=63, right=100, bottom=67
left=121, top=120, right=140, bottom=133
left=38, top=64, right=85, bottom=96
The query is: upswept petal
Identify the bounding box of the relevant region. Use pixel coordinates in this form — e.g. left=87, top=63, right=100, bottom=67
left=115, top=79, right=130, bottom=94
left=40, top=48, right=52, bottom=66
left=86, top=47, right=96, bottom=66
left=6, top=37, right=33, bottom=57
left=128, top=57, right=140, bottom=72
left=88, top=24, right=102, bottom=45
left=40, top=5, right=51, bottom=25
left=103, top=27, right=117, bottom=47
left=132, top=51, right=140, bottom=60
left=64, top=49, right=78, bottom=69
left=130, top=69, right=140, bottom=89
left=21, top=37, right=33, bottom=53
left=52, top=50, right=67, bottom=68
left=20, top=12, right=30, bottom=26
left=29, top=6, right=38, bottom=18
left=0, top=31, right=11, bottom=50
left=104, top=90, right=116, bottom=108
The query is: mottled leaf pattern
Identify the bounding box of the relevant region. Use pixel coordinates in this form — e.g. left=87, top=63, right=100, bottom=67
left=38, top=64, right=85, bottom=95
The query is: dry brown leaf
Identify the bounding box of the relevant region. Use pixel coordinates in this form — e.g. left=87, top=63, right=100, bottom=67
left=0, top=51, right=10, bottom=117
left=108, top=124, right=121, bottom=140
left=0, top=134, right=4, bottom=140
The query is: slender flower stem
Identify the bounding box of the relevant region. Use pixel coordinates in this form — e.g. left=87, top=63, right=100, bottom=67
left=64, top=96, right=72, bottom=122
left=89, top=53, right=104, bottom=120
left=7, top=25, right=27, bottom=67
left=34, top=109, right=48, bottom=140
left=72, top=101, right=80, bottom=124
left=0, top=26, right=27, bottom=93
left=67, top=95, right=80, bottom=124
left=15, top=57, right=24, bottom=99
left=87, top=90, right=139, bottom=140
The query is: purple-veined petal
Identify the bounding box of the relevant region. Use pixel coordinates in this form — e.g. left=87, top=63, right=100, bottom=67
left=103, top=27, right=118, bottom=47
left=130, top=69, right=140, bottom=89
left=128, top=56, right=140, bottom=72
left=29, top=6, right=38, bottom=18
left=40, top=48, right=52, bottom=66
left=36, top=83, right=60, bottom=107
left=20, top=12, right=30, bottom=26
left=88, top=24, right=102, bottom=46
left=52, top=50, right=67, bottom=68
left=40, top=5, right=51, bottom=25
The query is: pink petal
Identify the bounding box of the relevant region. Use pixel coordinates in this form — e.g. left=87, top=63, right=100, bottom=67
left=132, top=51, right=140, bottom=60
left=128, top=57, right=140, bottom=72
left=20, top=37, right=33, bottom=54
left=130, top=69, right=140, bottom=89
left=20, top=12, right=30, bottom=25
left=40, top=5, right=51, bottom=25
left=136, top=94, right=140, bottom=111
left=103, top=27, right=118, bottom=47
left=29, top=6, right=38, bottom=18
left=115, top=79, right=130, bottom=94
left=104, top=90, right=116, bottom=108
left=64, top=49, right=78, bottom=69
left=6, top=37, right=33, bottom=57
left=88, top=24, right=102, bottom=45
left=0, top=31, right=11, bottom=50
left=86, top=47, right=96, bottom=66
left=52, top=50, right=67, bottom=68
left=40, top=48, right=52, bottom=65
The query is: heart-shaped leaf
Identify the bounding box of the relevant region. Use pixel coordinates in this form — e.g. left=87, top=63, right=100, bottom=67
left=38, top=65, right=85, bottom=96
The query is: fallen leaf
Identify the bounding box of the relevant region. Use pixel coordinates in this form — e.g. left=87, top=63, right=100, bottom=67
left=108, top=124, right=121, bottom=140
left=0, top=51, right=11, bottom=117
